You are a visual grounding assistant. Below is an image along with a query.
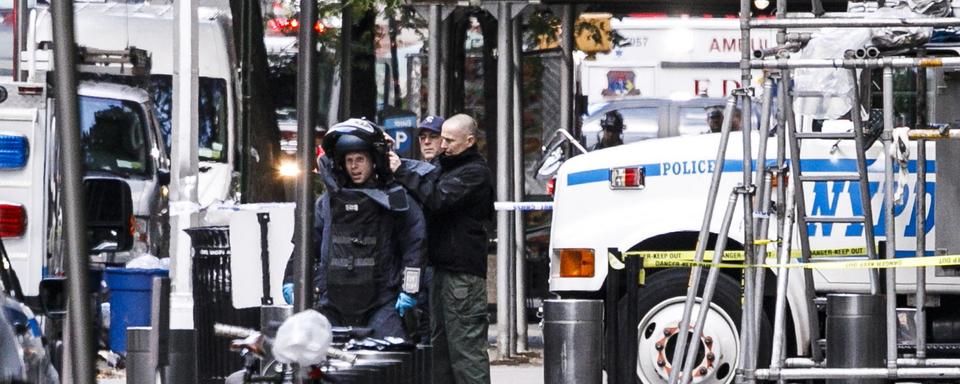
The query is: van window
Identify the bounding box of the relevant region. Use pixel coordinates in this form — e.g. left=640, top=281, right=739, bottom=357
left=584, top=107, right=659, bottom=148
left=620, top=107, right=660, bottom=142
left=677, top=107, right=713, bottom=136
left=0, top=5, right=12, bottom=77
left=79, top=96, right=150, bottom=176
left=150, top=75, right=230, bottom=162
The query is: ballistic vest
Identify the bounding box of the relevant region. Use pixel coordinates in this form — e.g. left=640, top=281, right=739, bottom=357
left=326, top=189, right=392, bottom=317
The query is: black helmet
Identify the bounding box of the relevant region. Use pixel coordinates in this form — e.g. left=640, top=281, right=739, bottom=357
left=600, top=110, right=624, bottom=132
left=322, top=118, right=389, bottom=157
left=333, top=134, right=372, bottom=154
left=321, top=118, right=392, bottom=186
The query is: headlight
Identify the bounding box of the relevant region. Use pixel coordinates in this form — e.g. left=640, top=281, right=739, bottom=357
left=278, top=161, right=301, bottom=177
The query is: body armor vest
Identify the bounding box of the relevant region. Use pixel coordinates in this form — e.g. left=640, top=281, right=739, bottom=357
left=326, top=190, right=391, bottom=318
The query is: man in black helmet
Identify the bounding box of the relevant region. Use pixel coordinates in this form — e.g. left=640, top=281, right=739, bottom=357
left=591, top=110, right=625, bottom=151
left=282, top=118, right=426, bottom=339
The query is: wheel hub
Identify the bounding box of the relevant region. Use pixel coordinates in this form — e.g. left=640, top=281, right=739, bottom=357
left=636, top=297, right=740, bottom=384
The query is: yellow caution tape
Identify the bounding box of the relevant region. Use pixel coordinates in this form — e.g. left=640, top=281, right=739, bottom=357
left=621, top=247, right=869, bottom=262
left=617, top=251, right=960, bottom=270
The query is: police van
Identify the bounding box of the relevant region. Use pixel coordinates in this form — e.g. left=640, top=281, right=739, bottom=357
left=545, top=16, right=960, bottom=384
left=30, top=2, right=240, bottom=206
left=0, top=50, right=168, bottom=304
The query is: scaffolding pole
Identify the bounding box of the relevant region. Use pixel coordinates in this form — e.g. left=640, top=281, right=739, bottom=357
left=750, top=17, right=960, bottom=29
left=427, top=4, right=441, bottom=116
left=882, top=66, right=899, bottom=373
left=495, top=0, right=516, bottom=360
left=751, top=57, right=960, bottom=69
left=51, top=0, right=94, bottom=381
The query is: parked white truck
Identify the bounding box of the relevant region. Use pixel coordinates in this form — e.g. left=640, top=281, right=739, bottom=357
left=546, top=19, right=960, bottom=384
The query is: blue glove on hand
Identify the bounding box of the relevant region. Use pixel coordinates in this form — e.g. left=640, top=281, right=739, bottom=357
left=282, top=283, right=295, bottom=305
left=395, top=292, right=417, bottom=317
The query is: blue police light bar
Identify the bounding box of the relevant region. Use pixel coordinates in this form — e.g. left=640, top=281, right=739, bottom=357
left=0, top=134, right=29, bottom=169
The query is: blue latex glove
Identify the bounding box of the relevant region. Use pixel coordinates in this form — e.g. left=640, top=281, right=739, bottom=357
left=282, top=283, right=295, bottom=305
left=395, top=292, right=417, bottom=317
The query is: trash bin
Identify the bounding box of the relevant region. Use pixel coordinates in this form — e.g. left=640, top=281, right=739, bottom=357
left=186, top=226, right=260, bottom=383
left=103, top=267, right=168, bottom=354
left=544, top=299, right=603, bottom=384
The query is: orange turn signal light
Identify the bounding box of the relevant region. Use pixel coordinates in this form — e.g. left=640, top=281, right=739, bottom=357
left=557, top=248, right=595, bottom=277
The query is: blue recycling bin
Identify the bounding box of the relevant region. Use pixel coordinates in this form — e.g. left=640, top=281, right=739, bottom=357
left=103, top=267, right=167, bottom=353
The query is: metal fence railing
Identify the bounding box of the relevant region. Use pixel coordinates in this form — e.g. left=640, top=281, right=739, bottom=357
left=187, top=226, right=260, bottom=383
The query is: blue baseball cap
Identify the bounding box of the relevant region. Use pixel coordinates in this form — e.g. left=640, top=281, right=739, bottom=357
left=418, top=115, right=445, bottom=133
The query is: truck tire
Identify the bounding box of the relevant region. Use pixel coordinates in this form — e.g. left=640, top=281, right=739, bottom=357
left=623, top=268, right=771, bottom=384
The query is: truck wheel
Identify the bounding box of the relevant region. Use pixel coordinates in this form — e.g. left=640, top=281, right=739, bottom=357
left=628, top=268, right=771, bottom=384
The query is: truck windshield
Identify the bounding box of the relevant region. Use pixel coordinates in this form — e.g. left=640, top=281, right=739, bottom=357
left=583, top=107, right=659, bottom=148
left=79, top=96, right=150, bottom=176
left=150, top=75, right=229, bottom=162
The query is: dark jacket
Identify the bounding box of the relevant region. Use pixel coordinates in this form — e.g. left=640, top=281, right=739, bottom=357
left=395, top=146, right=494, bottom=278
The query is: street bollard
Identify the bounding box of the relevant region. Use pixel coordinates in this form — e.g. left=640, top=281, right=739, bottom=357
left=544, top=299, right=603, bottom=384
left=125, top=327, right=153, bottom=384
left=826, top=294, right=886, bottom=384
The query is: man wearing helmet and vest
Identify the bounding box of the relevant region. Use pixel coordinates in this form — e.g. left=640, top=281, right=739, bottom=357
left=591, top=110, right=625, bottom=151
left=282, top=118, right=426, bottom=339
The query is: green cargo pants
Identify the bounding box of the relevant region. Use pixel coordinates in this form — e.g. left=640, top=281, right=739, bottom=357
left=430, top=268, right=491, bottom=384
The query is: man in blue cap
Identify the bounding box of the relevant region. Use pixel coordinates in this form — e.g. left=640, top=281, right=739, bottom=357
left=417, top=115, right=445, bottom=162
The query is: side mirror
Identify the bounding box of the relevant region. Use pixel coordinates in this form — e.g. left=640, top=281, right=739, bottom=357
left=536, top=145, right=565, bottom=179
left=84, top=178, right=135, bottom=253
left=38, top=277, right=67, bottom=320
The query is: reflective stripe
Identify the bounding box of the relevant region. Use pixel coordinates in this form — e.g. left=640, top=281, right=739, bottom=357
left=330, top=257, right=376, bottom=268
left=331, top=235, right=377, bottom=246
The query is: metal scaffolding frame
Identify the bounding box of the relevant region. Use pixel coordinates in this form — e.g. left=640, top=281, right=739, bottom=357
left=666, top=0, right=960, bottom=383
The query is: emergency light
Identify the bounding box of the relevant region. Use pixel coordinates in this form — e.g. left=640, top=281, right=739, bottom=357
left=0, top=134, right=29, bottom=170
left=0, top=203, right=26, bottom=238
left=609, top=166, right=645, bottom=189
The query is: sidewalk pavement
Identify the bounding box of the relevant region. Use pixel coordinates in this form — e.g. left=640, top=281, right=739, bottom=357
left=488, top=322, right=545, bottom=384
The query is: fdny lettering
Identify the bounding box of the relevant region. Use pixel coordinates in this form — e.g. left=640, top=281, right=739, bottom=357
left=661, top=160, right=716, bottom=176
left=345, top=203, right=359, bottom=212
left=806, top=180, right=935, bottom=238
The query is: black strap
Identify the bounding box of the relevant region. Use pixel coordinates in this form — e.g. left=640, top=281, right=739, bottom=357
left=257, top=213, right=272, bottom=306
left=0, top=237, right=24, bottom=302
